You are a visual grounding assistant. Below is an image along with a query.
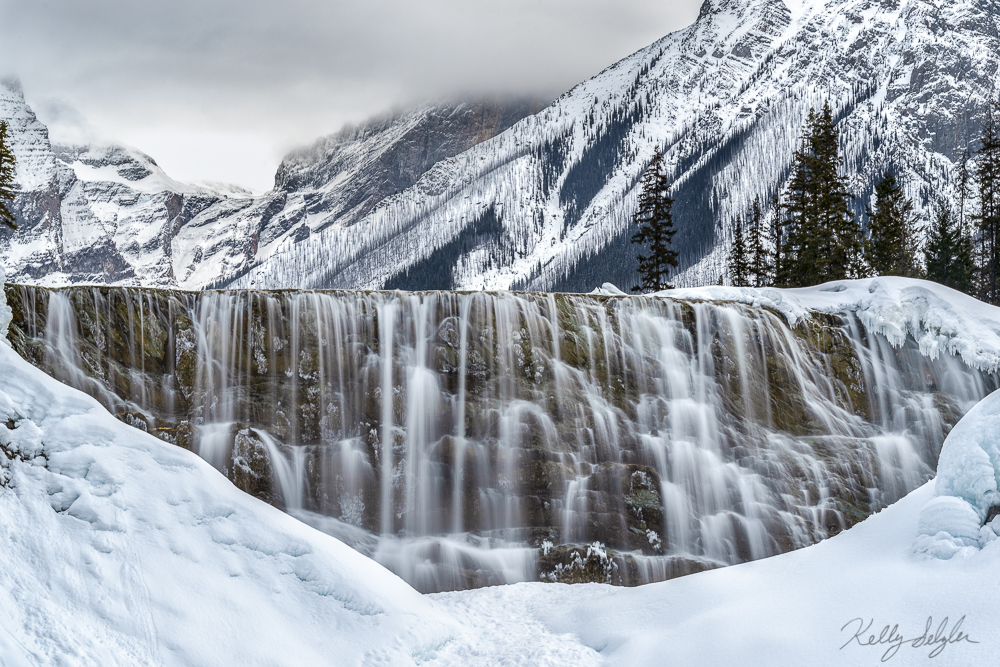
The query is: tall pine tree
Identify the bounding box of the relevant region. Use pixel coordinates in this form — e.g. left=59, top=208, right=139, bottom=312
left=0, top=121, right=17, bottom=231
left=864, top=171, right=922, bottom=277
left=925, top=206, right=974, bottom=292
left=727, top=214, right=751, bottom=286
left=778, top=102, right=859, bottom=286
left=748, top=196, right=772, bottom=286
left=631, top=145, right=678, bottom=291
left=957, top=149, right=972, bottom=234
left=974, top=99, right=1000, bottom=304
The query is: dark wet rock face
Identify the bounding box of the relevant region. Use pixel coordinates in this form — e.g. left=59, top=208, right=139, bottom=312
left=4, top=284, right=995, bottom=590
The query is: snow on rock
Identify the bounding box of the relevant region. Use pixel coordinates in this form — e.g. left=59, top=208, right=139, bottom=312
left=914, top=385, right=1000, bottom=559
left=0, top=341, right=459, bottom=666
left=914, top=496, right=984, bottom=558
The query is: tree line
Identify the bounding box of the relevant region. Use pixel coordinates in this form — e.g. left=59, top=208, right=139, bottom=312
left=726, top=99, right=1000, bottom=299
left=631, top=98, right=1000, bottom=302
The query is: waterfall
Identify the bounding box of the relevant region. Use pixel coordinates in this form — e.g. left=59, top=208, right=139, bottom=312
left=4, top=284, right=994, bottom=593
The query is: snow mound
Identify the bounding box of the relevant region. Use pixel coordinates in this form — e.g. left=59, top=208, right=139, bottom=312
left=0, top=342, right=458, bottom=666
left=601, top=277, right=1000, bottom=373
left=914, top=388, right=1000, bottom=559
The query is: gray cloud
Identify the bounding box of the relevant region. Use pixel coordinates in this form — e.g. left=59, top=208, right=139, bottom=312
left=0, top=0, right=702, bottom=190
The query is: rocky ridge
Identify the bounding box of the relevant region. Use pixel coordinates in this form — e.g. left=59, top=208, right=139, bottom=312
left=0, top=78, right=542, bottom=289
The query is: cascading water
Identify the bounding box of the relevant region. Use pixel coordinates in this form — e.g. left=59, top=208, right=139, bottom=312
left=4, top=284, right=993, bottom=592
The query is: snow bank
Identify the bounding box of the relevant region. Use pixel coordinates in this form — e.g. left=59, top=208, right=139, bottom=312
left=913, top=388, right=1000, bottom=559
left=595, top=277, right=1000, bottom=373
left=0, top=342, right=459, bottom=666
left=431, top=480, right=1000, bottom=665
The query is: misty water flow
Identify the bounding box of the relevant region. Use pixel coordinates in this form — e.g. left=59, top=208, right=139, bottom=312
left=6, top=285, right=992, bottom=591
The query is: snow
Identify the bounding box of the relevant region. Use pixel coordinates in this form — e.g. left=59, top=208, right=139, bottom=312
left=0, top=340, right=459, bottom=666
left=3, top=274, right=1000, bottom=663
left=430, top=480, right=1000, bottom=666
left=913, top=384, right=1000, bottom=559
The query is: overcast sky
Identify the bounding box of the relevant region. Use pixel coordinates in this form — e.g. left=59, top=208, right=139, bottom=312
left=1, top=0, right=702, bottom=191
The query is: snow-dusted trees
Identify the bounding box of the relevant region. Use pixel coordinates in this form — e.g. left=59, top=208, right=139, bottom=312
left=631, top=146, right=678, bottom=291
left=863, top=171, right=922, bottom=278
left=776, top=103, right=861, bottom=287
left=0, top=121, right=17, bottom=231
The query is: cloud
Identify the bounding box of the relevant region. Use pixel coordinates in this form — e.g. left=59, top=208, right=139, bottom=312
left=0, top=0, right=702, bottom=190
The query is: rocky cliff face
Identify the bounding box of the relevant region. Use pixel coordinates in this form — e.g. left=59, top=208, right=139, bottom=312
left=0, top=79, right=543, bottom=289
left=225, top=0, right=1000, bottom=292
left=0, top=79, right=244, bottom=286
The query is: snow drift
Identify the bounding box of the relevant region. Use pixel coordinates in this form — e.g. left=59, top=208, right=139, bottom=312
left=0, top=275, right=458, bottom=664
left=914, top=387, right=1000, bottom=559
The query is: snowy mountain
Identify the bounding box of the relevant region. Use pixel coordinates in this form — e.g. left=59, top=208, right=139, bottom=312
left=0, top=78, right=245, bottom=286
left=224, top=0, right=1000, bottom=292
left=0, top=79, right=542, bottom=289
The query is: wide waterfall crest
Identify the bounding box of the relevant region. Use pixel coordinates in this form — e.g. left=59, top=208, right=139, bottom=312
left=618, top=278, right=1000, bottom=372
left=3, top=278, right=997, bottom=592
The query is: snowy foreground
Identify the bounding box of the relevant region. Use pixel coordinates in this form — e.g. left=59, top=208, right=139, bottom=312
left=3, top=277, right=1000, bottom=666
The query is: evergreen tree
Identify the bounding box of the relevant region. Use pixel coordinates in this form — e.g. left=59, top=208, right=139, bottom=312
left=748, top=196, right=772, bottom=286
left=770, top=193, right=785, bottom=286
left=778, top=102, right=860, bottom=286
left=973, top=99, right=1000, bottom=304
left=727, top=214, right=751, bottom=286
left=957, top=149, right=972, bottom=233
left=925, top=206, right=974, bottom=292
left=631, top=145, right=678, bottom=291
left=864, top=171, right=922, bottom=277
left=0, top=121, right=17, bottom=231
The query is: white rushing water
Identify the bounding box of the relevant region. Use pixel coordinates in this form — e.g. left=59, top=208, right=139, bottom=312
left=4, top=283, right=994, bottom=591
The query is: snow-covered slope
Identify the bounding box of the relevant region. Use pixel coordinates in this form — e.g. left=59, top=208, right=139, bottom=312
left=0, top=325, right=458, bottom=664
left=226, top=0, right=1000, bottom=292
left=0, top=80, right=540, bottom=289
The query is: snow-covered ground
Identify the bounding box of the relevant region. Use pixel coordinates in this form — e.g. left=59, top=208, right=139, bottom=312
left=3, top=274, right=1000, bottom=665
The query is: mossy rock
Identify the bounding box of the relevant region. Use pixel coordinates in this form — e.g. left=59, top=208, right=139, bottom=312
left=230, top=428, right=274, bottom=503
